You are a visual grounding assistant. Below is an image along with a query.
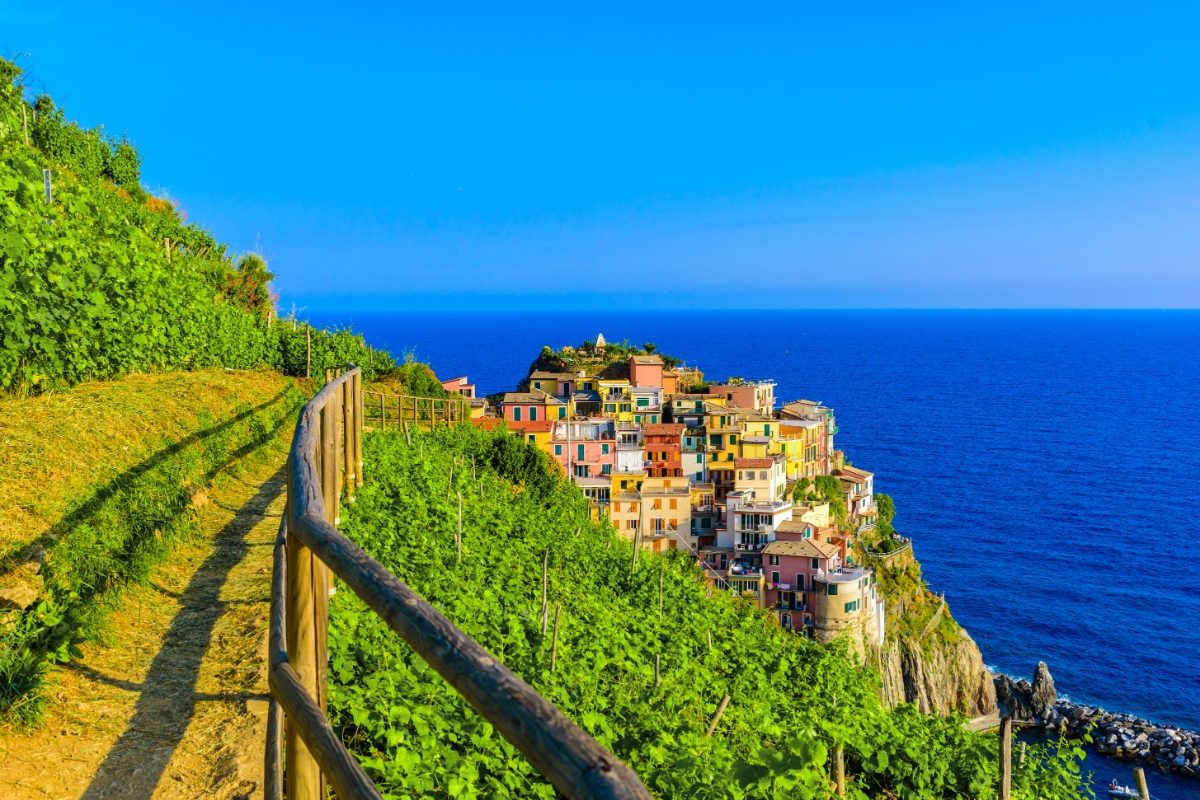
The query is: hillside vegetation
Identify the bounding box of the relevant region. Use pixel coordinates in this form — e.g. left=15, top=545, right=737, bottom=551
left=329, top=426, right=1091, bottom=799
left=0, top=370, right=303, bottom=725
left=0, top=58, right=390, bottom=394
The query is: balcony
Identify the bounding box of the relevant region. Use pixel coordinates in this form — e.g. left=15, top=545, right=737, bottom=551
left=773, top=601, right=808, bottom=612
left=814, top=566, right=865, bottom=584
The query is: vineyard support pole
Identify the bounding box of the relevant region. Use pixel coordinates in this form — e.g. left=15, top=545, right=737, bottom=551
left=305, top=326, right=311, bottom=379
left=1134, top=768, right=1150, bottom=800
left=833, top=742, right=845, bottom=797
left=999, top=716, right=1012, bottom=800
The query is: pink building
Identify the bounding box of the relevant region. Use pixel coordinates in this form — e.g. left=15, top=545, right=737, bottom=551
left=761, top=537, right=841, bottom=633
left=629, top=355, right=663, bottom=389
left=550, top=419, right=617, bottom=479
left=440, top=376, right=476, bottom=398
left=499, top=391, right=551, bottom=423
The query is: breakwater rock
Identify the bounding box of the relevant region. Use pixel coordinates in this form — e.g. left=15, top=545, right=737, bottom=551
left=995, top=665, right=1200, bottom=779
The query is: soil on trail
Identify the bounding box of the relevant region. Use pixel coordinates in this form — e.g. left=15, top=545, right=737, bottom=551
left=0, top=454, right=286, bottom=800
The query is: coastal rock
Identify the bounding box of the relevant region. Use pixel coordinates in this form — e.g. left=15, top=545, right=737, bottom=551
left=878, top=625, right=996, bottom=717
left=1030, top=661, right=1057, bottom=714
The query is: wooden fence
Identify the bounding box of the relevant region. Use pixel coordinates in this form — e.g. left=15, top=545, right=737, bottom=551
left=361, top=387, right=469, bottom=430
left=266, top=365, right=650, bottom=800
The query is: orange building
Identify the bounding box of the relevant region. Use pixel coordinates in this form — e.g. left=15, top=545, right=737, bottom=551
left=643, top=422, right=684, bottom=478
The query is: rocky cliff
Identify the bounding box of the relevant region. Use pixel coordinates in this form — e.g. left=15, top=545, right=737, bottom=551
left=864, top=545, right=996, bottom=718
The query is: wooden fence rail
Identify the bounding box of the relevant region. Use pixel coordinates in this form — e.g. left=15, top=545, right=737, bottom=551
left=266, top=364, right=650, bottom=800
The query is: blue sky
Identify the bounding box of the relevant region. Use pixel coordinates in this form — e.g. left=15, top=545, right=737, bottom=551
left=4, top=2, right=1199, bottom=310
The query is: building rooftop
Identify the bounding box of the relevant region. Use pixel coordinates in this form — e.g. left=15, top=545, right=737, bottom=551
left=501, top=391, right=549, bottom=403
left=834, top=464, right=874, bottom=481
left=509, top=419, right=553, bottom=434
left=631, top=354, right=664, bottom=365
left=734, top=457, right=780, bottom=469
left=643, top=423, right=685, bottom=436
left=762, top=539, right=839, bottom=559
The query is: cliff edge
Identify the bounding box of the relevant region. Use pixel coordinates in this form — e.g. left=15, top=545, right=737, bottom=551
left=863, top=543, right=996, bottom=718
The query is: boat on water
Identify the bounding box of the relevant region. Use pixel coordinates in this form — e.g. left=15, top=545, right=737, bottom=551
left=1107, top=781, right=1145, bottom=799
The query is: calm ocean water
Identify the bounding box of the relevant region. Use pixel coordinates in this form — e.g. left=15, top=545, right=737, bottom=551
left=310, top=309, right=1200, bottom=796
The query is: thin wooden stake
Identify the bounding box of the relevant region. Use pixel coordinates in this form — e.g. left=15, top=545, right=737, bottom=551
left=550, top=603, right=562, bottom=671
left=541, top=550, right=550, bottom=636
left=455, top=491, right=463, bottom=560
left=1134, top=768, right=1150, bottom=800
left=403, top=421, right=411, bottom=447
left=305, top=325, right=311, bottom=379
left=833, top=742, right=845, bottom=797
left=999, top=716, right=1012, bottom=800
left=654, top=653, right=661, bottom=687
left=22, top=102, right=29, bottom=145
left=1017, top=741, right=1026, bottom=768
left=705, top=694, right=731, bottom=737
left=658, top=565, right=664, bottom=617
left=707, top=630, right=712, bottom=652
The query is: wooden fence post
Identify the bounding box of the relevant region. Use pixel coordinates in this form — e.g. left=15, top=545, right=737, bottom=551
left=1134, top=767, right=1150, bottom=800
left=999, top=716, right=1012, bottom=800
left=342, top=377, right=355, bottom=501
left=305, top=326, right=311, bottom=379
left=285, top=459, right=321, bottom=800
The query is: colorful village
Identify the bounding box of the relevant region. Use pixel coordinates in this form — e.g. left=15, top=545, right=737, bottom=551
left=440, top=336, right=889, bottom=653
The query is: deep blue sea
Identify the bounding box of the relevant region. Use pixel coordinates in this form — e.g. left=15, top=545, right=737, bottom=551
left=310, top=309, right=1200, bottom=797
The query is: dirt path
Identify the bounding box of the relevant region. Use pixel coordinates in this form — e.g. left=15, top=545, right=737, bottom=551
left=0, top=453, right=286, bottom=800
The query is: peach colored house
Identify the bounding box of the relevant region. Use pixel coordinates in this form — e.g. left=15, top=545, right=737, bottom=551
left=643, top=422, right=685, bottom=478
left=440, top=376, right=476, bottom=398
left=629, top=354, right=663, bottom=388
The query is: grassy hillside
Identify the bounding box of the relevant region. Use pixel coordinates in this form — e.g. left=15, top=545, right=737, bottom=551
left=329, top=426, right=1091, bottom=799
left=0, top=370, right=304, bottom=725
left=0, top=58, right=392, bottom=394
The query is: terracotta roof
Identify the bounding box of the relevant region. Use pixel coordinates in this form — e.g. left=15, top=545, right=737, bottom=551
left=510, top=419, right=553, bottom=434
left=529, top=371, right=577, bottom=380
left=834, top=465, right=873, bottom=480
left=643, top=423, right=685, bottom=436
left=735, top=457, right=778, bottom=469
left=762, top=539, right=839, bottom=558
left=631, top=355, right=663, bottom=365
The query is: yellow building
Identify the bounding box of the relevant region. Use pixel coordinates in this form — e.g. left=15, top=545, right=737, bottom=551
left=778, top=419, right=824, bottom=480
left=609, top=476, right=691, bottom=552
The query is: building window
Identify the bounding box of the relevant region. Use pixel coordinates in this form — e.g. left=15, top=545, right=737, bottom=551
left=605, top=403, right=616, bottom=413
left=769, top=555, right=779, bottom=566
left=554, top=444, right=562, bottom=456
left=528, top=435, right=536, bottom=443
left=530, top=406, right=538, bottom=421
left=558, top=407, right=566, bottom=419
left=796, top=574, right=804, bottom=591
left=844, top=600, right=859, bottom=613
left=771, top=571, right=780, bottom=584
left=828, top=584, right=838, bottom=596
left=811, top=558, right=819, bottom=569
left=759, top=471, right=767, bottom=480
left=729, top=435, right=737, bottom=445
left=634, top=415, right=642, bottom=424
left=577, top=444, right=585, bottom=461
left=512, top=407, right=522, bottom=421
left=601, top=443, right=610, bottom=455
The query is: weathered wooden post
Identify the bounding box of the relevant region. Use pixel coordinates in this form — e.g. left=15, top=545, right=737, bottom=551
left=305, top=325, right=311, bottom=379
left=285, top=456, right=321, bottom=799
left=654, top=653, right=661, bottom=687
left=541, top=550, right=550, bottom=636
left=342, top=376, right=354, bottom=501
left=550, top=603, right=562, bottom=671
left=705, top=694, right=731, bottom=737
left=999, top=716, right=1012, bottom=800
left=1134, top=767, right=1150, bottom=800
left=833, top=742, right=846, bottom=797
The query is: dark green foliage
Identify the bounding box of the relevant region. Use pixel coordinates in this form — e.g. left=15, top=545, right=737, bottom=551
left=0, top=383, right=304, bottom=726
left=328, top=428, right=1090, bottom=798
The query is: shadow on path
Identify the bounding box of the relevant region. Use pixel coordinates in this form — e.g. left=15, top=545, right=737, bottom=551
left=79, top=466, right=285, bottom=800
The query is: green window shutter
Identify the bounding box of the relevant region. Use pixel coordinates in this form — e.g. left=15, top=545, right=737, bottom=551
left=513, top=407, right=522, bottom=421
